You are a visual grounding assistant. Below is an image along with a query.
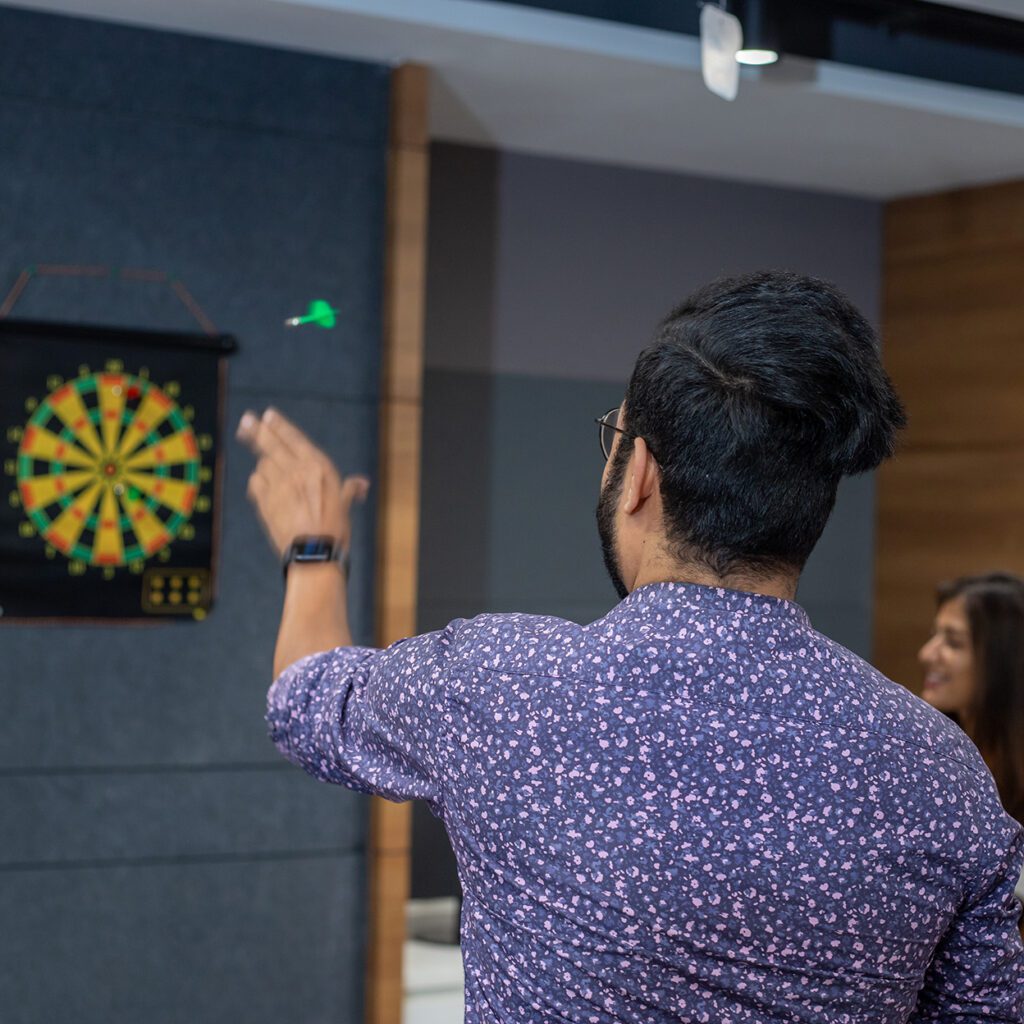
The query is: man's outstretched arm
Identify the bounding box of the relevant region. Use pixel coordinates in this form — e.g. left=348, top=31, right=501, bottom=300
left=236, top=406, right=368, bottom=676
left=236, top=406, right=449, bottom=806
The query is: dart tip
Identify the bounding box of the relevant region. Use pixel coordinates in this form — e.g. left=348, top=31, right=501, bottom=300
left=284, top=317, right=302, bottom=327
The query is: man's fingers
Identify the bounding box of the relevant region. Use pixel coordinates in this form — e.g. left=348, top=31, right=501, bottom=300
left=261, top=407, right=324, bottom=464
left=339, top=475, right=371, bottom=516
left=237, top=409, right=288, bottom=461
left=236, top=410, right=261, bottom=452
left=246, top=469, right=268, bottom=501
left=247, top=454, right=292, bottom=499
left=237, top=410, right=302, bottom=472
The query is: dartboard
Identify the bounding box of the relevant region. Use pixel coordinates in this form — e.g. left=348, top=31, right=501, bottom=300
left=1, top=319, right=232, bottom=621
left=15, top=367, right=210, bottom=569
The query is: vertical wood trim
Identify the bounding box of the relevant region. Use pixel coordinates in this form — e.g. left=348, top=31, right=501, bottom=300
left=365, top=63, right=430, bottom=1024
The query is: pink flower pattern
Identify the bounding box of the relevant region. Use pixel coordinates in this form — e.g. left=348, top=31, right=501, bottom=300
left=269, top=583, right=1024, bottom=1022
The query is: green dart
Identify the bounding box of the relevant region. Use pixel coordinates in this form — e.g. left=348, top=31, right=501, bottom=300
left=285, top=299, right=338, bottom=329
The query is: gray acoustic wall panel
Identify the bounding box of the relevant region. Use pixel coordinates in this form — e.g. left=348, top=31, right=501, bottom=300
left=424, top=144, right=882, bottom=385
left=413, top=142, right=884, bottom=898
left=0, top=7, right=389, bottom=1022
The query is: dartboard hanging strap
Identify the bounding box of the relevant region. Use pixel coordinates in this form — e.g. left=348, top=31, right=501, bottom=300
left=0, top=265, right=219, bottom=336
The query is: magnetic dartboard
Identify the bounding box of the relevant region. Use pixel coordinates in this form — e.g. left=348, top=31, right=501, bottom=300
left=1, top=321, right=234, bottom=620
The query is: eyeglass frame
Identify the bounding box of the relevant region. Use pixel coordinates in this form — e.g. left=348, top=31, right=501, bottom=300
left=595, top=406, right=639, bottom=461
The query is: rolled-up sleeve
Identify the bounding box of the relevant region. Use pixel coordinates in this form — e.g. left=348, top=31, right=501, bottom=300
left=266, top=623, right=460, bottom=809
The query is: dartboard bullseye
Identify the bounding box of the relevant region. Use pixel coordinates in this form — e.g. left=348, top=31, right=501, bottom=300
left=14, top=369, right=206, bottom=570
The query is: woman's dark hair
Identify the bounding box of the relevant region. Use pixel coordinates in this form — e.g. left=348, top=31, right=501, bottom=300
left=936, top=572, right=1024, bottom=823
left=623, top=271, right=907, bottom=579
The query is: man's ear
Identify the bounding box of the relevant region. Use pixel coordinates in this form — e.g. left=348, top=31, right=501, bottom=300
left=622, top=437, right=658, bottom=515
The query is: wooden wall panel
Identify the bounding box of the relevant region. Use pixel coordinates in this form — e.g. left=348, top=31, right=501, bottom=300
left=876, top=180, right=1024, bottom=692
left=886, top=181, right=1024, bottom=260
left=366, top=63, right=430, bottom=1024
left=884, top=250, right=1024, bottom=448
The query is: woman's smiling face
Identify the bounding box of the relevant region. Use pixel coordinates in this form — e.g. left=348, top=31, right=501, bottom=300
left=918, top=595, right=976, bottom=718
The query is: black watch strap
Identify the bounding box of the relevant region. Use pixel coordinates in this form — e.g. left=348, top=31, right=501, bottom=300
left=282, top=535, right=344, bottom=579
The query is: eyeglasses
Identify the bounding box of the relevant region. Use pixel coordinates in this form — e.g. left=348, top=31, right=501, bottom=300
left=595, top=406, right=637, bottom=461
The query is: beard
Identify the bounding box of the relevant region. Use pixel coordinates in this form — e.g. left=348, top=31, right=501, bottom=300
left=596, top=447, right=630, bottom=601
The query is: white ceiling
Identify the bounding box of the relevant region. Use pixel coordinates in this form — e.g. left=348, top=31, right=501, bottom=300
left=9, top=0, right=1024, bottom=198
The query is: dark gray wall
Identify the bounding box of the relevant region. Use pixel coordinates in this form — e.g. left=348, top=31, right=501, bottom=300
left=0, top=8, right=389, bottom=1022
left=412, top=141, right=883, bottom=898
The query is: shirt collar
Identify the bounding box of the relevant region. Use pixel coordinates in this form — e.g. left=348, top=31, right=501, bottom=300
left=607, top=580, right=812, bottom=630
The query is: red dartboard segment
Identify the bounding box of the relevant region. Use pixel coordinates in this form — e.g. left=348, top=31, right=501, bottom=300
left=145, top=533, right=170, bottom=555
left=48, top=532, right=71, bottom=553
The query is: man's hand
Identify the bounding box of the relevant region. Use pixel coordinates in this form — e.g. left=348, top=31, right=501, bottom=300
left=236, top=407, right=370, bottom=560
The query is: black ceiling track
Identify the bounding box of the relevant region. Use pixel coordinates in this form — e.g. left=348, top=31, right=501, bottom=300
left=488, top=1, right=1024, bottom=97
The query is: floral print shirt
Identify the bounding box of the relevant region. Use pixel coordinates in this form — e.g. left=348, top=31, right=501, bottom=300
left=268, top=582, right=1024, bottom=1022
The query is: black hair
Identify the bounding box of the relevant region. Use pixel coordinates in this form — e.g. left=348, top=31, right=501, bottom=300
left=936, top=572, right=1024, bottom=824
left=623, top=271, right=906, bottom=578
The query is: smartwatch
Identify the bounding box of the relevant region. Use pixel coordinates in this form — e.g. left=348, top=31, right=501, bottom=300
left=282, top=535, right=344, bottom=579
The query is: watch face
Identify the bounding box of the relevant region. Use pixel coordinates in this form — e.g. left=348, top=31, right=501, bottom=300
left=282, top=537, right=341, bottom=579
left=291, top=537, right=334, bottom=559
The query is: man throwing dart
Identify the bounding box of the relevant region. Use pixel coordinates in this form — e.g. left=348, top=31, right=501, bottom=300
left=239, top=271, right=1023, bottom=1023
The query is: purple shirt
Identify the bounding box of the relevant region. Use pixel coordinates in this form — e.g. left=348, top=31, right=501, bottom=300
left=268, top=582, right=1024, bottom=1022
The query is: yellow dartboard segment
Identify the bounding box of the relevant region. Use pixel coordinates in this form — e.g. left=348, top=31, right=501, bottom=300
left=94, top=487, right=125, bottom=566
left=123, top=472, right=197, bottom=515
left=45, top=481, right=103, bottom=556
left=119, top=487, right=172, bottom=557
left=17, top=469, right=94, bottom=509
left=117, top=388, right=175, bottom=460
left=122, top=429, right=199, bottom=471
left=47, top=382, right=104, bottom=458
left=19, top=424, right=96, bottom=469
left=98, top=374, right=127, bottom=455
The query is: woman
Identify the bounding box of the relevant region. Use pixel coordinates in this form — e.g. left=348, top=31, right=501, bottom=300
left=919, top=572, right=1024, bottom=908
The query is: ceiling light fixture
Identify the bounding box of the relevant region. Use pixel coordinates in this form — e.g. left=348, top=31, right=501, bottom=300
left=735, top=0, right=780, bottom=66
left=735, top=47, right=778, bottom=65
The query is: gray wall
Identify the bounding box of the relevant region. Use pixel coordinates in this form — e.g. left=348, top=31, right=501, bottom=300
left=0, top=8, right=389, bottom=1022
left=412, top=142, right=883, bottom=898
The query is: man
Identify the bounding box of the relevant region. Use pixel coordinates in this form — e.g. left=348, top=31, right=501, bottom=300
left=239, top=271, right=1024, bottom=1022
